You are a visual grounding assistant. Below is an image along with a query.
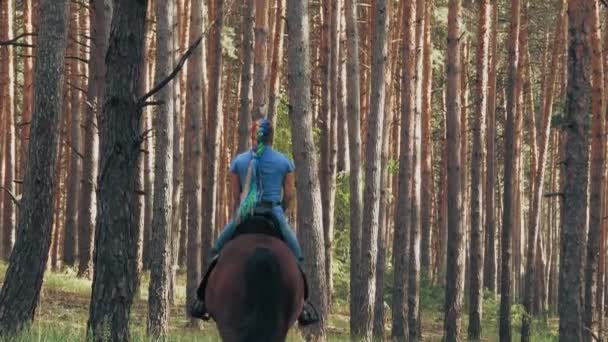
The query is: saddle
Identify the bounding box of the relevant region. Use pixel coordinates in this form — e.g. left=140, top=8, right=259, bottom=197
left=196, top=207, right=309, bottom=306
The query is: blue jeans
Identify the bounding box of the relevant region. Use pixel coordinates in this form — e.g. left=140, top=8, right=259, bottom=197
left=212, top=206, right=303, bottom=263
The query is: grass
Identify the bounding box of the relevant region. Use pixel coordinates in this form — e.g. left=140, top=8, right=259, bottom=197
left=0, top=262, right=558, bottom=341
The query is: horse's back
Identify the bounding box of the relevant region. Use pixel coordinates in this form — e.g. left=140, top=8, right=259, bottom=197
left=206, top=234, right=305, bottom=342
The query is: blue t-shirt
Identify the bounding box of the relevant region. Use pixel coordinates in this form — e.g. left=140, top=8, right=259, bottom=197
left=229, top=147, right=295, bottom=204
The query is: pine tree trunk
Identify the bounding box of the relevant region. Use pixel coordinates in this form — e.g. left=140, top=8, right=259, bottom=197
left=583, top=1, right=604, bottom=340
left=444, top=0, right=464, bottom=340
left=483, top=0, right=498, bottom=294
left=237, top=0, right=254, bottom=152
left=286, top=0, right=329, bottom=338
left=521, top=1, right=566, bottom=338
left=142, top=1, right=156, bottom=269
left=1, top=0, right=16, bottom=260
left=344, top=0, right=364, bottom=337
left=267, top=0, right=285, bottom=127
left=147, top=0, right=175, bottom=337
left=392, top=0, right=415, bottom=338
left=468, top=0, right=490, bottom=339
left=20, top=0, right=34, bottom=188
left=63, top=3, right=82, bottom=267
left=202, top=0, right=223, bottom=268
left=408, top=0, right=425, bottom=338
left=252, top=0, right=269, bottom=120
left=499, top=0, right=520, bottom=340
left=420, top=0, right=434, bottom=277
left=0, top=0, right=69, bottom=333
left=87, top=0, right=148, bottom=339
left=184, top=0, right=204, bottom=324
left=337, top=2, right=350, bottom=174
left=559, top=0, right=591, bottom=340
left=355, top=0, right=388, bottom=338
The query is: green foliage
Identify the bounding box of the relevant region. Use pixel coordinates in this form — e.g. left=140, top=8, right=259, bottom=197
left=332, top=173, right=352, bottom=306
left=273, top=90, right=294, bottom=158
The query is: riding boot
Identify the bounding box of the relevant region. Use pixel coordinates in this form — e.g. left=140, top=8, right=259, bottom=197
left=189, top=253, right=220, bottom=321
left=296, top=262, right=320, bottom=326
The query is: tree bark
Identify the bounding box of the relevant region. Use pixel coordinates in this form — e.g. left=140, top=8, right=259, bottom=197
left=237, top=0, right=254, bottom=153
left=483, top=0, right=498, bottom=294
left=63, top=3, right=82, bottom=267
left=286, top=0, right=329, bottom=338
left=87, top=0, right=148, bottom=339
left=392, top=0, right=415, bottom=338
left=202, top=0, right=223, bottom=267
left=558, top=0, right=591, bottom=340
left=147, top=0, right=175, bottom=337
left=184, top=0, right=204, bottom=325
left=420, top=0, right=434, bottom=278
left=468, top=0, right=490, bottom=339
left=252, top=0, right=269, bottom=120
left=267, top=0, right=285, bottom=127
left=583, top=1, right=605, bottom=340
left=0, top=0, right=68, bottom=334
left=444, top=0, right=464, bottom=340
left=344, top=0, right=364, bottom=338
left=1, top=0, right=16, bottom=260
left=521, top=1, right=566, bottom=339
left=19, top=0, right=34, bottom=191
left=499, top=0, right=520, bottom=340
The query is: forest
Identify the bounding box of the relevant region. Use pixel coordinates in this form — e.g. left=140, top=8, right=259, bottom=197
left=0, top=0, right=606, bottom=341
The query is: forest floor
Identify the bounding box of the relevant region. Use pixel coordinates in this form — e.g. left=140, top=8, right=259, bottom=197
left=0, top=262, right=558, bottom=341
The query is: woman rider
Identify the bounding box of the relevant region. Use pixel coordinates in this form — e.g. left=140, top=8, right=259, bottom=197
left=193, top=118, right=317, bottom=325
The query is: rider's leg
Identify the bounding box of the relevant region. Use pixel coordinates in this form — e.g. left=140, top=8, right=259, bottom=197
left=271, top=206, right=303, bottom=263
left=211, top=218, right=237, bottom=256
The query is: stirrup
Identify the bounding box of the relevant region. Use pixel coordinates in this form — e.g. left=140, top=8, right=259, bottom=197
left=188, top=299, right=211, bottom=321
left=298, top=301, right=320, bottom=326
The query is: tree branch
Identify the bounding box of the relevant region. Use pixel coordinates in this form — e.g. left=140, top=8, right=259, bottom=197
left=137, top=35, right=203, bottom=106
left=543, top=192, right=564, bottom=198
left=0, top=187, right=20, bottom=207
left=0, top=32, right=37, bottom=47
left=66, top=80, right=88, bottom=96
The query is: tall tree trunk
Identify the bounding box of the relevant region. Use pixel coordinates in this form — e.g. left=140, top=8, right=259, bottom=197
left=78, top=0, right=110, bottom=279
left=392, top=0, right=415, bottom=338
left=499, top=0, right=520, bottom=340
left=355, top=0, right=388, bottom=338
left=420, top=0, right=434, bottom=277
left=408, top=0, right=425, bottom=338
left=344, top=0, right=364, bottom=337
left=202, top=0, right=223, bottom=267
left=286, top=0, right=329, bottom=338
left=583, top=1, right=605, bottom=340
left=0, top=0, right=68, bottom=334
left=559, top=0, right=591, bottom=340
left=337, top=1, right=350, bottom=174
left=63, top=3, right=82, bottom=267
left=147, top=0, right=175, bottom=337
left=252, top=0, right=269, bottom=120
left=237, top=0, right=254, bottom=152
left=184, top=0, right=204, bottom=325
left=267, top=0, right=285, bottom=126
left=1, top=0, right=16, bottom=260
left=468, top=0, right=490, bottom=339
left=87, top=0, right=148, bottom=339
left=319, top=0, right=333, bottom=304
left=20, top=0, right=34, bottom=189
left=521, top=1, right=566, bottom=339
left=483, top=0, right=498, bottom=294
left=444, top=0, right=464, bottom=340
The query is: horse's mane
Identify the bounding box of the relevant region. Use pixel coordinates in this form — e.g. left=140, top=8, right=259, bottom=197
left=240, top=246, right=282, bottom=342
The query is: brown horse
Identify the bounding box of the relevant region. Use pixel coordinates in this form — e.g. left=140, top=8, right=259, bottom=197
left=200, top=216, right=306, bottom=342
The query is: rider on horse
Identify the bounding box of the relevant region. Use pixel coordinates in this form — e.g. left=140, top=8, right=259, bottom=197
left=191, top=118, right=318, bottom=326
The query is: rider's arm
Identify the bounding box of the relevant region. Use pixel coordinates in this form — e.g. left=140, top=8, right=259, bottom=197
left=283, top=172, right=295, bottom=213
left=230, top=171, right=240, bottom=213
